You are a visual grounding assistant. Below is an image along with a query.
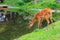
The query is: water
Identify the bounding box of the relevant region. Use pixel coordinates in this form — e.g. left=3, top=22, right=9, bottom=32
left=29, top=8, right=60, bottom=13
left=8, top=6, right=19, bottom=9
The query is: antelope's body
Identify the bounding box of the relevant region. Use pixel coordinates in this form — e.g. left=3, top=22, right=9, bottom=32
left=28, top=8, right=53, bottom=29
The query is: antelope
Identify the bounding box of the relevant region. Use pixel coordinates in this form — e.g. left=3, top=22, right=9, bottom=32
left=28, top=8, right=53, bottom=29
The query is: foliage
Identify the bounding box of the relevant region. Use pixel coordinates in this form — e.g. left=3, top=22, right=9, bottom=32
left=18, top=0, right=60, bottom=21
left=23, top=0, right=33, bottom=3
left=18, top=1, right=24, bottom=6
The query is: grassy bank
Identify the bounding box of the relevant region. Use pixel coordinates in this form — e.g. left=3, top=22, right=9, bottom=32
left=16, top=21, right=60, bottom=40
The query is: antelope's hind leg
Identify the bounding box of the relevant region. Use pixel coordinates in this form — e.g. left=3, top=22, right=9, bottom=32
left=45, top=18, right=50, bottom=30
left=50, top=17, right=54, bottom=29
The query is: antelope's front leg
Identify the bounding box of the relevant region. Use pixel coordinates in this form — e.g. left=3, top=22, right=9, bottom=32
left=37, top=17, right=41, bottom=29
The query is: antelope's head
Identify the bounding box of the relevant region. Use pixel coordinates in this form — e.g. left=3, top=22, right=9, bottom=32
left=28, top=21, right=33, bottom=29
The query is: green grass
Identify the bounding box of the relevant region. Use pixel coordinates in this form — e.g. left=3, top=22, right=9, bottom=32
left=15, top=21, right=60, bottom=40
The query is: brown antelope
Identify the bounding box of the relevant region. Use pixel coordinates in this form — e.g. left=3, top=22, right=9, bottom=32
left=28, top=8, right=53, bottom=29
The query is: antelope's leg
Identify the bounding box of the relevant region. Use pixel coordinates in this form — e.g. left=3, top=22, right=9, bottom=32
left=45, top=18, right=50, bottom=29
left=49, top=16, right=54, bottom=29
left=50, top=12, right=53, bottom=23
left=37, top=17, right=41, bottom=29
left=49, top=13, right=54, bottom=29
left=50, top=16, right=53, bottom=24
left=46, top=19, right=50, bottom=26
